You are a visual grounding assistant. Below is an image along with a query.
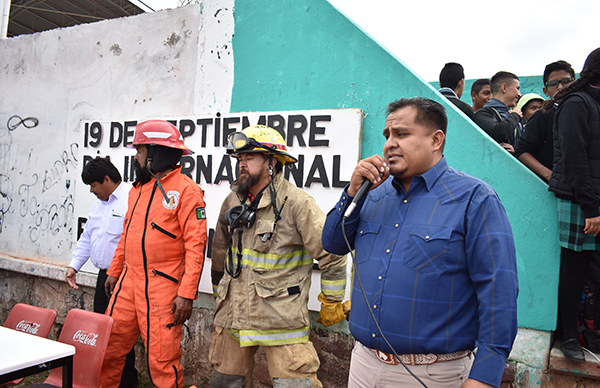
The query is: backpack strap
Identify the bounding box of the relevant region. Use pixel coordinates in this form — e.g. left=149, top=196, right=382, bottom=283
left=490, top=107, right=503, bottom=122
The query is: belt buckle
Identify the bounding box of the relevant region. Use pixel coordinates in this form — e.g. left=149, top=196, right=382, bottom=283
left=372, top=349, right=398, bottom=365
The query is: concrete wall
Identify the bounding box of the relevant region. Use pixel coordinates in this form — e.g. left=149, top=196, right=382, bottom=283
left=0, top=0, right=563, bottom=386
left=0, top=3, right=229, bottom=265
left=230, top=0, right=559, bottom=331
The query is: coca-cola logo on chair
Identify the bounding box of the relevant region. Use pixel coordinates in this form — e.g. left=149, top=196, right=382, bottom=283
left=16, top=320, right=41, bottom=335
left=73, top=330, right=99, bottom=346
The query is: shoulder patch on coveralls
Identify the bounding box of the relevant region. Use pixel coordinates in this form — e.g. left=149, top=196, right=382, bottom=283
left=196, top=207, right=206, bottom=220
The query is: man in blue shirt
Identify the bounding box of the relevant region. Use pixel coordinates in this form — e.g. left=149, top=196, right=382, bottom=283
left=322, top=97, right=518, bottom=388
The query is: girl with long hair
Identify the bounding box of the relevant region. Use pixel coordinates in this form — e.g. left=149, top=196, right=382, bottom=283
left=548, top=47, right=600, bottom=362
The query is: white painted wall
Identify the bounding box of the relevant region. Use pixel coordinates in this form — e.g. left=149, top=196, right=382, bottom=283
left=0, top=1, right=361, bottom=312
left=0, top=2, right=235, bottom=264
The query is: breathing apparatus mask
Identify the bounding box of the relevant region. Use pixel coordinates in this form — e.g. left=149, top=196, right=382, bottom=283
left=224, top=188, right=265, bottom=279
left=224, top=204, right=257, bottom=230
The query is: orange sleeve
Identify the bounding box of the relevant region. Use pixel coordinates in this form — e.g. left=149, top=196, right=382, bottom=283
left=176, top=179, right=207, bottom=299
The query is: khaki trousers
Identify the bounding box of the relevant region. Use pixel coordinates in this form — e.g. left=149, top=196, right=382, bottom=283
left=348, top=341, right=473, bottom=388
left=209, top=325, right=322, bottom=388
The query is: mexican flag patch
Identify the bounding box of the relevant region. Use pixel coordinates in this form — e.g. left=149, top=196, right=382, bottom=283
left=196, top=207, right=206, bottom=220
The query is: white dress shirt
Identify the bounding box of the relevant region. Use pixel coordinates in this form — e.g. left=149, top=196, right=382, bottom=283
left=69, top=182, right=131, bottom=271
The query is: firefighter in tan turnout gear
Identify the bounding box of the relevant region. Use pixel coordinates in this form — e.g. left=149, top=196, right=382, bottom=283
left=209, top=125, right=349, bottom=388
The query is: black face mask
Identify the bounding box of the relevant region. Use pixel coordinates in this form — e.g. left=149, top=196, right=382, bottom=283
left=150, top=146, right=183, bottom=173
left=133, top=145, right=183, bottom=186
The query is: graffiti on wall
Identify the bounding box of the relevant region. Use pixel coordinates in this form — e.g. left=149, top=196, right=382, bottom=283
left=0, top=114, right=77, bottom=255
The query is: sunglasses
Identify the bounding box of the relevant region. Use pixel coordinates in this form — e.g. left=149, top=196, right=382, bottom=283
left=546, top=77, right=574, bottom=89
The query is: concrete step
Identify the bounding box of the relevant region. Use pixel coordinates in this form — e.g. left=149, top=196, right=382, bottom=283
left=549, top=339, right=600, bottom=379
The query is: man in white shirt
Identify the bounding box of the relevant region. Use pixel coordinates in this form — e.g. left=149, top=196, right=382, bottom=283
left=66, top=156, right=137, bottom=388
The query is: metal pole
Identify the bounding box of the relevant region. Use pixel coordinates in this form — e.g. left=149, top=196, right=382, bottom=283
left=1, top=0, right=11, bottom=39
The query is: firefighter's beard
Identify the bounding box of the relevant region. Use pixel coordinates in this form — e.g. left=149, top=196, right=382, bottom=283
left=133, top=159, right=152, bottom=185
left=235, top=168, right=263, bottom=195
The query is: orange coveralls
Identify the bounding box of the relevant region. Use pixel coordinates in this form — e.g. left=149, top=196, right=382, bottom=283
left=100, top=167, right=207, bottom=388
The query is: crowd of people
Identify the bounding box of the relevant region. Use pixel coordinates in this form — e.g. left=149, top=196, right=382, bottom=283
left=438, top=48, right=600, bottom=366
left=437, top=60, right=574, bottom=168
left=62, top=47, right=600, bottom=388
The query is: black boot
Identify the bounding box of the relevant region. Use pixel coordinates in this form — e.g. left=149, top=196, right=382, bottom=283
left=561, top=338, right=585, bottom=362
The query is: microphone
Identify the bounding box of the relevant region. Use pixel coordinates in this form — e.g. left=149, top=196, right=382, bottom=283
left=344, top=178, right=375, bottom=219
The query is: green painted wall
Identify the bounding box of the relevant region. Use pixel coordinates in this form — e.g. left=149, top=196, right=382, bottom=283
left=230, top=0, right=559, bottom=331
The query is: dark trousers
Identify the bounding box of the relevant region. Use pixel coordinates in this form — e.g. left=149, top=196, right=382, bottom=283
left=96, top=269, right=138, bottom=388
left=559, top=248, right=594, bottom=340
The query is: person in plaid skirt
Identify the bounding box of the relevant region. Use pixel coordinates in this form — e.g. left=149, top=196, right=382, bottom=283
left=547, top=47, right=600, bottom=362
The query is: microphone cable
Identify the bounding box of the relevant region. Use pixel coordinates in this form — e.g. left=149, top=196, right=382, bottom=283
left=342, top=215, right=428, bottom=388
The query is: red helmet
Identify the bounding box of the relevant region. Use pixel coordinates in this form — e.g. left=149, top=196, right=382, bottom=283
left=130, top=120, right=193, bottom=155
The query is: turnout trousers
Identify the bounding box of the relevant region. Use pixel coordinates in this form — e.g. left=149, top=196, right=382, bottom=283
left=209, top=325, right=322, bottom=388
left=100, top=267, right=184, bottom=388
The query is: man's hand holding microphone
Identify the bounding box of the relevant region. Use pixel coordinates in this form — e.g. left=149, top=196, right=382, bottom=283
left=344, top=155, right=390, bottom=219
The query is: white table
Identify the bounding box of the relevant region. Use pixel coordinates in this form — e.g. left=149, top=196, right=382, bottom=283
left=0, top=326, right=76, bottom=387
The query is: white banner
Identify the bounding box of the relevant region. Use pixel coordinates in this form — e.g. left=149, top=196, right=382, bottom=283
left=76, top=109, right=363, bottom=307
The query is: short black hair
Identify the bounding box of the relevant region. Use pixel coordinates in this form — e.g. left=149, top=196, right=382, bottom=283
left=439, top=62, right=465, bottom=90
left=387, top=98, right=447, bottom=136
left=490, top=71, right=519, bottom=94
left=82, top=157, right=122, bottom=185
left=471, top=78, right=490, bottom=95
left=543, top=60, right=575, bottom=85
left=544, top=48, right=600, bottom=111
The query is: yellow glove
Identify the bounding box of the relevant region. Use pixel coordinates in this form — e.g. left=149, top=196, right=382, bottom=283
left=316, top=292, right=351, bottom=327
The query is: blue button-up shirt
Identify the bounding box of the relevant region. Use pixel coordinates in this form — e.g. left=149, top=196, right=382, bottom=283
left=322, top=157, right=518, bottom=387
left=69, top=182, right=131, bottom=271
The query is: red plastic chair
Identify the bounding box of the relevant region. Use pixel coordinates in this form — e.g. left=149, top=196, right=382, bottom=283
left=2, top=303, right=58, bottom=385
left=3, top=303, right=57, bottom=338
left=31, top=309, right=114, bottom=388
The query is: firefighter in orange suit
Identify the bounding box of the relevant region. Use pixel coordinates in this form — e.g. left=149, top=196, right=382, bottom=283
left=100, top=120, right=207, bottom=388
